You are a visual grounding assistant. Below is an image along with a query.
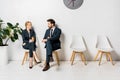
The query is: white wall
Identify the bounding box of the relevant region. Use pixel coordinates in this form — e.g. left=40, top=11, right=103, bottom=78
left=0, top=0, right=120, bottom=61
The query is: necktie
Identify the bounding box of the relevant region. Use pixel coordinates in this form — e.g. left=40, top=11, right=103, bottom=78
left=50, top=29, right=53, bottom=37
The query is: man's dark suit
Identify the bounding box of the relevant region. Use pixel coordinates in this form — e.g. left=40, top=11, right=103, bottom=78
left=43, top=27, right=61, bottom=64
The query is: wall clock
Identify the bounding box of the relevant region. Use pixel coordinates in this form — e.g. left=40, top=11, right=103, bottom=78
left=63, top=0, right=83, bottom=10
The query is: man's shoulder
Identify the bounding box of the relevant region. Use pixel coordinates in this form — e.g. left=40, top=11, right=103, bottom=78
left=55, top=26, right=60, bottom=30
left=46, top=28, right=50, bottom=32
left=55, top=27, right=61, bottom=32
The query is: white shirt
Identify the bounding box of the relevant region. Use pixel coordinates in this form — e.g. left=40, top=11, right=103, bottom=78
left=50, top=26, right=56, bottom=37
left=51, top=26, right=56, bottom=34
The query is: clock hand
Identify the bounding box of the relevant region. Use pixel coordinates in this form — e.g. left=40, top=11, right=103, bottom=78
left=73, top=0, right=74, bottom=7
left=73, top=0, right=76, bottom=7
left=68, top=0, right=73, bottom=6
left=68, top=0, right=76, bottom=7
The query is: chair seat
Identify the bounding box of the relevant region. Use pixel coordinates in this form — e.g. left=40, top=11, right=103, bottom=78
left=97, top=48, right=113, bottom=52
left=72, top=48, right=86, bottom=52
left=23, top=49, right=29, bottom=52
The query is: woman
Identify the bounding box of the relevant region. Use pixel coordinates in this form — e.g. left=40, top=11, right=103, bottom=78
left=22, top=21, right=41, bottom=69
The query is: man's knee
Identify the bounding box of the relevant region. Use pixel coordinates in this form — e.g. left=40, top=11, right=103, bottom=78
left=46, top=39, right=51, bottom=44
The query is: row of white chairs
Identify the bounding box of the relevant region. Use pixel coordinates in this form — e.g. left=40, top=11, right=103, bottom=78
left=22, top=35, right=114, bottom=66
left=70, top=35, right=113, bottom=53
left=70, top=35, right=114, bottom=66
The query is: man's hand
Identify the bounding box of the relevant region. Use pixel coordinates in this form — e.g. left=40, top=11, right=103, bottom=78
left=47, top=37, right=50, bottom=39
left=42, top=39, right=47, bottom=43
left=29, top=39, right=33, bottom=43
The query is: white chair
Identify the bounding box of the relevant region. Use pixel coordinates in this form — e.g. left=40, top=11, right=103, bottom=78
left=21, top=37, right=40, bottom=65
left=22, top=49, right=39, bottom=65
left=70, top=35, right=87, bottom=65
left=94, top=35, right=114, bottom=65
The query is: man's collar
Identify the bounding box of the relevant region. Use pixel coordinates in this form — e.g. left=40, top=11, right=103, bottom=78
left=51, top=26, right=56, bottom=30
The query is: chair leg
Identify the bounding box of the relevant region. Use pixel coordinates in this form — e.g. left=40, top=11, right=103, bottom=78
left=33, top=55, right=37, bottom=65
left=25, top=52, right=28, bottom=61
left=94, top=50, right=100, bottom=61
left=54, top=51, right=60, bottom=65
left=107, top=52, right=114, bottom=65
left=81, top=52, right=87, bottom=65
left=21, top=53, right=26, bottom=65
left=106, top=53, right=109, bottom=61
left=22, top=52, right=28, bottom=65
left=44, top=60, right=46, bottom=66
left=80, top=53, right=83, bottom=62
left=71, top=51, right=76, bottom=65
left=99, top=52, right=103, bottom=66
left=44, top=51, right=60, bottom=66
left=70, top=51, right=74, bottom=61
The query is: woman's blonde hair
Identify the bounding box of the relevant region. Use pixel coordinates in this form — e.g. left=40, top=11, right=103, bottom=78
left=25, top=21, right=32, bottom=28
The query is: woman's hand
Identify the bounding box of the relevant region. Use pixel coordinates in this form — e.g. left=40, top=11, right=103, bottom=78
left=42, top=39, right=47, bottom=43
left=22, top=43, right=26, bottom=46
left=29, top=37, right=35, bottom=43
left=31, top=37, right=35, bottom=42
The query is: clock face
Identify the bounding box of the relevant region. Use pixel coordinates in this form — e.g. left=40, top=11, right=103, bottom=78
left=63, top=0, right=83, bottom=10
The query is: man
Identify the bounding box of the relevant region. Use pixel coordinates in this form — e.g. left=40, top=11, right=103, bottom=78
left=42, top=19, right=61, bottom=71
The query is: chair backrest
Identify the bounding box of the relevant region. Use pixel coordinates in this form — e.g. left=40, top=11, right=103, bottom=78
left=35, top=36, right=39, bottom=47
left=70, top=35, right=86, bottom=51
left=96, top=35, right=112, bottom=49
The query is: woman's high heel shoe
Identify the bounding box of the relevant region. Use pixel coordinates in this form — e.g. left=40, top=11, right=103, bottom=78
left=29, top=66, right=33, bottom=69
left=29, top=63, right=33, bottom=69
left=34, top=58, right=41, bottom=64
